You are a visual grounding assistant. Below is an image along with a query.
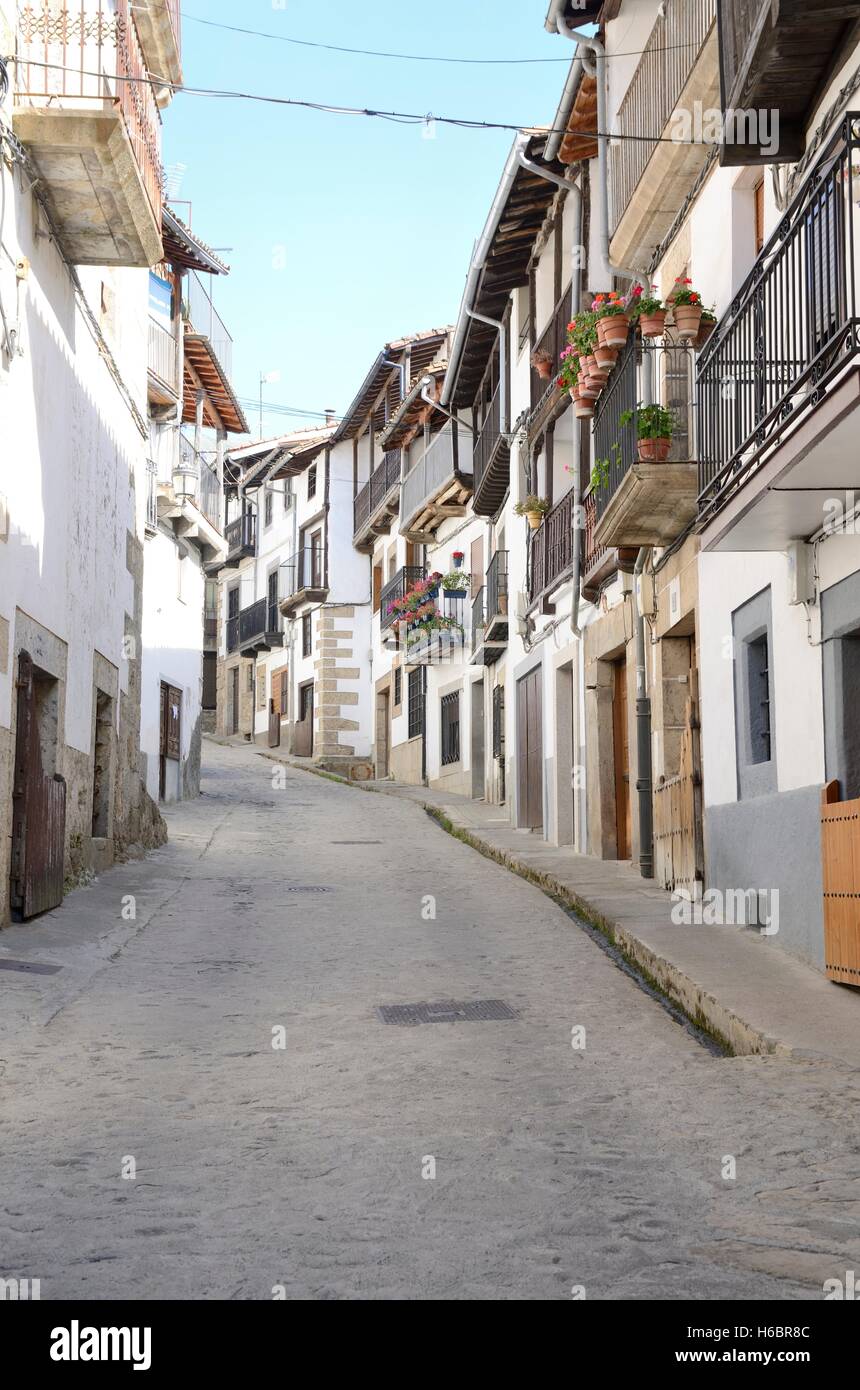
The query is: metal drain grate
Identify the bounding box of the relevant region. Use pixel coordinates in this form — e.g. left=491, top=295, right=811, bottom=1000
left=377, top=998, right=519, bottom=1026
left=0, top=959, right=62, bottom=975
left=330, top=840, right=382, bottom=845
left=284, top=886, right=332, bottom=893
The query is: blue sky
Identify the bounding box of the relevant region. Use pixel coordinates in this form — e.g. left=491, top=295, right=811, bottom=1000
left=164, top=1, right=574, bottom=436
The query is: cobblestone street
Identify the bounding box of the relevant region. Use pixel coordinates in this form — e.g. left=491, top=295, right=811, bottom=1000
left=1, top=740, right=859, bottom=1301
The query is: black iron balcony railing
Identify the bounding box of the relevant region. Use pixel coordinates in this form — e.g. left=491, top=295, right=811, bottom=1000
left=593, top=337, right=696, bottom=524
left=353, top=449, right=401, bottom=537
left=238, top=596, right=281, bottom=651
left=281, top=547, right=325, bottom=602
left=486, top=550, right=509, bottom=620
left=379, top=565, right=425, bottom=631
left=471, top=586, right=485, bottom=656
left=698, top=114, right=860, bottom=525
left=583, top=491, right=610, bottom=582
left=224, top=511, right=256, bottom=558
left=531, top=285, right=572, bottom=412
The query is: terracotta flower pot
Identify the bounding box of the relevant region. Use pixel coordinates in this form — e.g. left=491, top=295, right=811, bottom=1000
left=527, top=511, right=543, bottom=531
left=638, top=437, right=672, bottom=463
left=534, top=358, right=553, bottom=380
left=600, top=313, right=630, bottom=348
left=574, top=399, right=594, bottom=419
left=639, top=310, right=667, bottom=339
left=579, top=382, right=600, bottom=400
left=594, top=344, right=618, bottom=370
left=596, top=317, right=608, bottom=346
left=697, top=319, right=717, bottom=350
left=673, top=304, right=703, bottom=339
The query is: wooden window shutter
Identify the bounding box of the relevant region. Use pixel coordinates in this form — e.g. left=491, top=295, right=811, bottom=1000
left=373, top=564, right=382, bottom=613
left=754, top=180, right=764, bottom=254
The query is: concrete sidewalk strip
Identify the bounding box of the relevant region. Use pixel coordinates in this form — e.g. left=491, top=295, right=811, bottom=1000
left=251, top=743, right=860, bottom=1070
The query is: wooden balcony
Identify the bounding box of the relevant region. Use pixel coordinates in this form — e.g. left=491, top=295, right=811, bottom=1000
left=472, top=382, right=510, bottom=517
left=400, top=425, right=472, bottom=542
left=237, top=597, right=283, bottom=657
left=470, top=582, right=505, bottom=667
left=609, top=0, right=718, bottom=270
left=148, top=318, right=180, bottom=401
left=14, top=0, right=163, bottom=267
left=353, top=450, right=401, bottom=552
left=698, top=115, right=860, bottom=550
left=220, top=513, right=256, bottom=572
left=717, top=0, right=860, bottom=167
left=131, top=0, right=182, bottom=103
left=279, top=547, right=327, bottom=617
left=484, top=550, right=509, bottom=646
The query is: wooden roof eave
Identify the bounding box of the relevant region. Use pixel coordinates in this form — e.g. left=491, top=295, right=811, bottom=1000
left=182, top=337, right=248, bottom=435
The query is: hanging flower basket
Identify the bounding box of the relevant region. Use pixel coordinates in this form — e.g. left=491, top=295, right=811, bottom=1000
left=669, top=278, right=704, bottom=340
left=452, top=551, right=465, bottom=568
left=696, top=315, right=717, bottom=350
left=595, top=344, right=618, bottom=370
left=639, top=309, right=667, bottom=338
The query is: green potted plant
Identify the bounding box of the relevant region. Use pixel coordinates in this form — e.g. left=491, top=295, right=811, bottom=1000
left=632, top=285, right=667, bottom=338
left=620, top=403, right=675, bottom=463
left=515, top=495, right=550, bottom=530
left=669, top=277, right=704, bottom=339
left=441, top=570, right=470, bottom=599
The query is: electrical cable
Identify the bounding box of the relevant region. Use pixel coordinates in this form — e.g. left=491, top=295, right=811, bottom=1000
left=5, top=56, right=729, bottom=148
left=176, top=9, right=706, bottom=66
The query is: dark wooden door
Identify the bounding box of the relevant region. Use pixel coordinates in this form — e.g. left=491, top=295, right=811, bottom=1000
left=517, top=668, right=543, bottom=831
left=10, top=651, right=67, bottom=920
left=230, top=666, right=239, bottom=735
left=613, top=660, right=631, bottom=860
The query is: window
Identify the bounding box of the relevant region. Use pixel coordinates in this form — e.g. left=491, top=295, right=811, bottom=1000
left=407, top=668, right=423, bottom=740
left=267, top=570, right=279, bottom=631
left=308, top=464, right=317, bottom=500
left=310, top=530, right=323, bottom=588
left=441, top=691, right=461, bottom=766
left=732, top=588, right=776, bottom=799
left=227, top=586, right=239, bottom=620
left=284, top=480, right=293, bottom=511
left=373, top=563, right=383, bottom=613
left=302, top=612, right=312, bottom=658
left=746, top=634, right=771, bottom=765
left=264, top=487, right=273, bottom=527
left=393, top=667, right=402, bottom=709
left=299, top=681, right=314, bottom=723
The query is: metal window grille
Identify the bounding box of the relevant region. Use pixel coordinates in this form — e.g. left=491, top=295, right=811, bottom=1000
left=407, top=668, right=423, bottom=740
left=394, top=667, right=402, bottom=708
left=441, top=692, right=460, bottom=766
left=264, top=488, right=273, bottom=526
left=302, top=612, right=312, bottom=658
left=747, top=634, right=771, bottom=765
left=308, top=465, right=317, bottom=499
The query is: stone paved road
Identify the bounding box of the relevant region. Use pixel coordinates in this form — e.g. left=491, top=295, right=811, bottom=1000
left=1, top=740, right=859, bottom=1300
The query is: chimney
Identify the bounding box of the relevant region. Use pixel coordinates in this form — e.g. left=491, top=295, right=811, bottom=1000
left=325, top=407, right=336, bottom=426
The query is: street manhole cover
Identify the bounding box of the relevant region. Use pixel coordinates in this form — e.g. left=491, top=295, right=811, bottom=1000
left=330, top=840, right=382, bottom=845
left=0, top=959, right=62, bottom=975
left=377, top=999, right=519, bottom=1026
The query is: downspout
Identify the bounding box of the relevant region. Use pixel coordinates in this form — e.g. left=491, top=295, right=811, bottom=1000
left=549, top=3, right=646, bottom=285
left=516, top=151, right=585, bottom=636
left=634, top=547, right=654, bottom=879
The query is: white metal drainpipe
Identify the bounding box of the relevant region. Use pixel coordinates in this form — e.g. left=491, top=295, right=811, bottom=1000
left=549, top=2, right=647, bottom=285
left=467, top=307, right=507, bottom=444
left=516, top=151, right=585, bottom=636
